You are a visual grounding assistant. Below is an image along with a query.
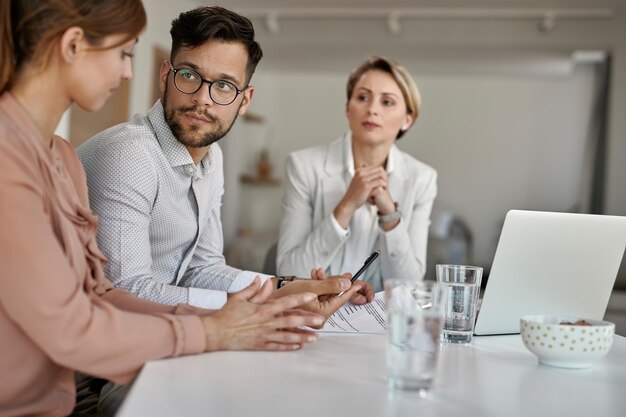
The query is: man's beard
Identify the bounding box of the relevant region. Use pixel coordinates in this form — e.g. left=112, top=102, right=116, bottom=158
left=163, top=83, right=239, bottom=148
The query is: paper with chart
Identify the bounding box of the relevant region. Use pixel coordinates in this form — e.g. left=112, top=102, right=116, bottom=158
left=319, top=291, right=387, bottom=334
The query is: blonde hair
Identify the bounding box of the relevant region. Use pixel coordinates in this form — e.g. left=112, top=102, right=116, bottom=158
left=346, top=56, right=421, bottom=139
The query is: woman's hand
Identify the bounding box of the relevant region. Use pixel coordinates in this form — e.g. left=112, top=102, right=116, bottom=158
left=201, top=277, right=325, bottom=352
left=367, top=172, right=400, bottom=232
left=333, top=165, right=387, bottom=228
left=368, top=176, right=395, bottom=215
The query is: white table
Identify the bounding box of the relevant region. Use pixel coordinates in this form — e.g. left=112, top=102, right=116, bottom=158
left=117, top=334, right=626, bottom=417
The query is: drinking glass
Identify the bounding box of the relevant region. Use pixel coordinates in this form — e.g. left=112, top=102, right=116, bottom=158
left=436, top=264, right=483, bottom=344
left=384, top=279, right=444, bottom=396
left=412, top=280, right=437, bottom=309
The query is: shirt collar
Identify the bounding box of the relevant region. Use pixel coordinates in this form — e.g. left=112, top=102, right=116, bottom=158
left=146, top=100, right=213, bottom=173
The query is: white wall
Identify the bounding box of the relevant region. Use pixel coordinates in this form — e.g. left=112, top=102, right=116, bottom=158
left=54, top=110, right=71, bottom=139
left=410, top=67, right=596, bottom=268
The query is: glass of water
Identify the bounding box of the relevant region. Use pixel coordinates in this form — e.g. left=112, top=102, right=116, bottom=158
left=384, top=279, right=444, bottom=396
left=436, top=264, right=483, bottom=344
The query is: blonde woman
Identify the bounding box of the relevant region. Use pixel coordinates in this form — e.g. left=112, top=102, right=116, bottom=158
left=278, top=56, right=437, bottom=291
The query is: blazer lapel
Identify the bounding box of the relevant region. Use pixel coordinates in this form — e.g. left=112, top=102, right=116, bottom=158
left=320, top=177, right=346, bottom=221
left=320, top=136, right=348, bottom=221
left=317, top=135, right=350, bottom=274
left=388, top=144, right=408, bottom=209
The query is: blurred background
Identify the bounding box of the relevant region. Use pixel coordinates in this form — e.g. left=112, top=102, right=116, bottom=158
left=58, top=0, right=626, bottom=332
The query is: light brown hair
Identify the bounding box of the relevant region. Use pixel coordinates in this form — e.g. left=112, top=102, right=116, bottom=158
left=346, top=56, right=421, bottom=139
left=0, top=0, right=146, bottom=93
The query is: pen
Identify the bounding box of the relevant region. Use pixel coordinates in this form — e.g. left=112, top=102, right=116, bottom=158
left=338, top=250, right=380, bottom=296
left=351, top=250, right=380, bottom=283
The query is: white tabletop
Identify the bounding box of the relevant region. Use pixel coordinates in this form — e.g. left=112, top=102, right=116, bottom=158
left=117, top=334, right=626, bottom=417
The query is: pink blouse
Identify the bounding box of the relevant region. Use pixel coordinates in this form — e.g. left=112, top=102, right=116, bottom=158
left=0, top=93, right=206, bottom=416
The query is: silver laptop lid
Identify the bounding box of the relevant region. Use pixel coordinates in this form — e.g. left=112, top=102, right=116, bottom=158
left=474, top=210, right=626, bottom=336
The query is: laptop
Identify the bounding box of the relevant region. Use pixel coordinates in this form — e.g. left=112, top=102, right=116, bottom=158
left=474, top=210, right=626, bottom=335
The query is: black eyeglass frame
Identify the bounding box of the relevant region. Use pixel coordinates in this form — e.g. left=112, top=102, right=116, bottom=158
left=167, top=61, right=246, bottom=106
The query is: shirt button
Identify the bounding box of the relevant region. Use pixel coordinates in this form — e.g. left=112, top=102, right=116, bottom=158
left=390, top=252, right=396, bottom=257
left=185, top=166, right=194, bottom=176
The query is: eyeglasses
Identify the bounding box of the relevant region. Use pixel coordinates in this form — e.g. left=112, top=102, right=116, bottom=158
left=168, top=61, right=245, bottom=106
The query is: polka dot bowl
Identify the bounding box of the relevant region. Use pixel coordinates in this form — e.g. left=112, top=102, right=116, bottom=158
left=520, top=315, right=614, bottom=369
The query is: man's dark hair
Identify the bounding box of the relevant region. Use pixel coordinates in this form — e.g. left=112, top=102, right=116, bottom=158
left=170, top=6, right=263, bottom=84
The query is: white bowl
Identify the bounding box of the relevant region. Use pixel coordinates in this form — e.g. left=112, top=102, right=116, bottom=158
left=520, top=315, right=614, bottom=369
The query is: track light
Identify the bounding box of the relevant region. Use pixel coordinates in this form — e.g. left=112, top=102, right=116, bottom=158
left=538, top=12, right=556, bottom=33
left=387, top=12, right=401, bottom=35
left=266, top=12, right=280, bottom=34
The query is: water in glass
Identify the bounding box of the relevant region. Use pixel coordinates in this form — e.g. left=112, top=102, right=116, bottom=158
left=387, top=310, right=442, bottom=395
left=440, top=281, right=479, bottom=343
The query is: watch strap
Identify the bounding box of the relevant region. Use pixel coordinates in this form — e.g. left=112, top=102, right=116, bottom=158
left=378, top=202, right=401, bottom=225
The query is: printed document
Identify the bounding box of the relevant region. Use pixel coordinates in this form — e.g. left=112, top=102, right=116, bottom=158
left=319, top=291, right=387, bottom=334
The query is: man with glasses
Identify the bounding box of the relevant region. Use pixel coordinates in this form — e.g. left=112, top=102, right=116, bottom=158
left=77, top=6, right=374, bottom=311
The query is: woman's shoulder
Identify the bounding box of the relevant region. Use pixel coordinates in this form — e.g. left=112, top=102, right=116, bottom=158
left=289, top=140, right=334, bottom=161
left=288, top=136, right=344, bottom=167
left=284, top=140, right=342, bottom=186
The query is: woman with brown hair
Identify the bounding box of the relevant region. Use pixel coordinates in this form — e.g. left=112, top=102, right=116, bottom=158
left=0, top=1, right=341, bottom=415
left=278, top=56, right=438, bottom=292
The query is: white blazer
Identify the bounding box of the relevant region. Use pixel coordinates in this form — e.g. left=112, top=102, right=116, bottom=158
left=277, top=133, right=437, bottom=291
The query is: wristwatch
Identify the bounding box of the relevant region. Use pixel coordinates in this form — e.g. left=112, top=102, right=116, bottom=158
left=276, top=276, right=296, bottom=289
left=378, top=202, right=401, bottom=226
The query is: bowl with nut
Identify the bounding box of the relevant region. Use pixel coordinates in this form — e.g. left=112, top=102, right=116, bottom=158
left=520, top=315, right=615, bottom=369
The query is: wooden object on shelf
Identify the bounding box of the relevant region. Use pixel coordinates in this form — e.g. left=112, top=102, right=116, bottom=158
left=240, top=174, right=281, bottom=186
left=257, top=149, right=272, bottom=179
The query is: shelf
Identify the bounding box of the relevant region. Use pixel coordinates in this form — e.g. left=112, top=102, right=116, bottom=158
left=240, top=174, right=281, bottom=186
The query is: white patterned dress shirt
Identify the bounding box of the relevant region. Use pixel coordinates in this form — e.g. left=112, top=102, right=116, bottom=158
left=77, top=100, right=270, bottom=309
